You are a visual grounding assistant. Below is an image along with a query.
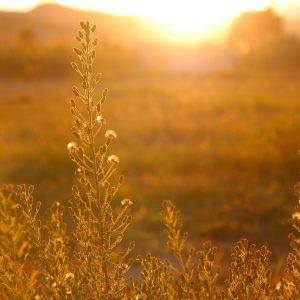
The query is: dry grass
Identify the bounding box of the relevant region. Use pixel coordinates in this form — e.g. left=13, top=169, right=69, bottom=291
left=0, top=21, right=299, bottom=299
left=0, top=75, right=299, bottom=254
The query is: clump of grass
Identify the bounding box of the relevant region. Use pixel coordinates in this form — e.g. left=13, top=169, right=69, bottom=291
left=0, top=22, right=299, bottom=299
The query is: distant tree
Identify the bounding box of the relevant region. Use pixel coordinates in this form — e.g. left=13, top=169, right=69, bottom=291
left=229, top=8, right=300, bottom=73
left=18, top=28, right=36, bottom=50
left=230, top=8, right=284, bottom=54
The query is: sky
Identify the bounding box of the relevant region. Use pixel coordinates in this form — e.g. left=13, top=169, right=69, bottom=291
left=0, top=0, right=298, bottom=40
left=0, top=0, right=297, bottom=16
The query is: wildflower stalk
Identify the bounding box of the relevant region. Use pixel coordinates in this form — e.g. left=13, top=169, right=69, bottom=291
left=85, top=38, right=110, bottom=290
left=68, top=21, right=133, bottom=298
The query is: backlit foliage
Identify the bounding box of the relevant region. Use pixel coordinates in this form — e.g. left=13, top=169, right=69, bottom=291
left=0, top=22, right=299, bottom=299
left=68, top=21, right=134, bottom=299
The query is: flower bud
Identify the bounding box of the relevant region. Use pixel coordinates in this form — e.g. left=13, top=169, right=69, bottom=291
left=121, top=198, right=133, bottom=207
left=108, top=155, right=120, bottom=164
left=73, top=48, right=82, bottom=56
left=96, top=115, right=104, bottom=123
left=72, top=86, right=80, bottom=97
left=105, top=130, right=117, bottom=140
left=67, top=142, right=78, bottom=153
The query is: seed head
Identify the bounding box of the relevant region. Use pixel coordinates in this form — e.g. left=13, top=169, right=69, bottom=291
left=71, top=62, right=78, bottom=71
left=65, top=272, right=75, bottom=281
left=53, top=238, right=63, bottom=244
left=70, top=98, right=76, bottom=107
left=80, top=21, right=86, bottom=29
left=96, top=115, right=104, bottom=123
left=121, top=198, right=133, bottom=207
left=108, top=155, right=120, bottom=164
left=67, top=142, right=78, bottom=153
left=102, top=181, right=109, bottom=189
left=73, top=47, right=82, bottom=56
left=105, top=130, right=117, bottom=140
left=276, top=282, right=281, bottom=290
left=72, top=86, right=80, bottom=97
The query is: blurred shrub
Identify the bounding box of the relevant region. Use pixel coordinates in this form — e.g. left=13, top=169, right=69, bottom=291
left=230, top=8, right=300, bottom=74
left=0, top=29, right=143, bottom=79
left=0, top=46, right=71, bottom=79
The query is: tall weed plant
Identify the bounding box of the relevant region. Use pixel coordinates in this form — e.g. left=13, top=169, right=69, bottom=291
left=0, top=22, right=299, bottom=299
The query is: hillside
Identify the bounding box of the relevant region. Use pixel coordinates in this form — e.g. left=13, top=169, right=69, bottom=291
left=1, top=4, right=300, bottom=75
left=0, top=4, right=152, bottom=46
left=2, top=4, right=300, bottom=45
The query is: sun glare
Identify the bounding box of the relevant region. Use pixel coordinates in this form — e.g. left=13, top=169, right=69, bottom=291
left=2, top=0, right=273, bottom=40
left=147, top=0, right=271, bottom=39
left=56, top=0, right=272, bottom=40
left=150, top=7, right=226, bottom=40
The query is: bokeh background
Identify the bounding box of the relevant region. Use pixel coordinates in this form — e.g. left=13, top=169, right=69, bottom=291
left=0, top=0, right=300, bottom=262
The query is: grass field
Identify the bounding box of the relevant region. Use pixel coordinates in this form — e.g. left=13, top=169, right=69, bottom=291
left=0, top=74, right=299, bottom=258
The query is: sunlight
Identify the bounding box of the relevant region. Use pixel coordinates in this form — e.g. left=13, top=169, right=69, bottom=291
left=0, top=0, right=277, bottom=39
left=55, top=0, right=272, bottom=39
left=150, top=0, right=271, bottom=37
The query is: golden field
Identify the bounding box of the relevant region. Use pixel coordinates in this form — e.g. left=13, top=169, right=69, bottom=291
left=0, top=6, right=300, bottom=297
left=1, top=74, right=299, bottom=258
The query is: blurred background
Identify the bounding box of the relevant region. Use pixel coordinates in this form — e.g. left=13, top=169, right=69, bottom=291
left=0, top=0, right=300, bottom=261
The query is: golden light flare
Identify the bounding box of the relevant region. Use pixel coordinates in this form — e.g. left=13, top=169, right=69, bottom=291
left=0, top=0, right=290, bottom=40
left=143, top=0, right=271, bottom=37
left=60, top=0, right=273, bottom=41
